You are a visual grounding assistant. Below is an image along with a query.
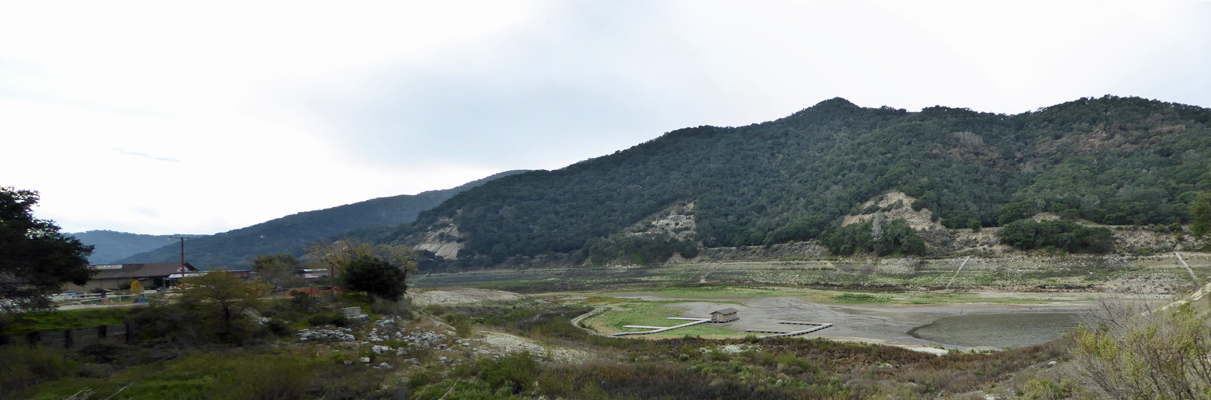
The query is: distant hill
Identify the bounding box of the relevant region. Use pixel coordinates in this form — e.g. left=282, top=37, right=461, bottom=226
left=68, top=231, right=204, bottom=264
left=115, top=170, right=527, bottom=269
left=381, top=96, right=1211, bottom=266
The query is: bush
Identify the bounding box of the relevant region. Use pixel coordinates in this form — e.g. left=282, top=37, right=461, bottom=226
left=1071, top=301, right=1211, bottom=398
left=307, top=313, right=348, bottom=328
left=0, top=345, right=78, bottom=397
left=342, top=256, right=408, bottom=301
left=999, top=219, right=1114, bottom=253
left=482, top=352, right=541, bottom=395
left=820, top=218, right=926, bottom=256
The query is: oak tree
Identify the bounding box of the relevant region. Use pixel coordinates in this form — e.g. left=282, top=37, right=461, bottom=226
left=0, top=187, right=93, bottom=312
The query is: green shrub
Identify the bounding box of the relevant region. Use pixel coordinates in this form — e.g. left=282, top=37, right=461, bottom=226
left=482, top=352, right=541, bottom=395
left=307, top=313, right=347, bottom=328
left=999, top=219, right=1114, bottom=253
left=820, top=218, right=926, bottom=256
left=0, top=345, right=78, bottom=397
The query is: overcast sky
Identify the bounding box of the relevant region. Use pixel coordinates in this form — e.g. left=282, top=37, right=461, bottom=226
left=2, top=1, right=1209, bottom=235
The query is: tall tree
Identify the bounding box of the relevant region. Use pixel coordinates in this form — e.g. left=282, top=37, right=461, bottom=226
left=180, top=270, right=269, bottom=343
left=251, top=253, right=302, bottom=288
left=1192, top=192, right=1211, bottom=240
left=0, top=187, right=94, bottom=312
left=341, top=255, right=410, bottom=301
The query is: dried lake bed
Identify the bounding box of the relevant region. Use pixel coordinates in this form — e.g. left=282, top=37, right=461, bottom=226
left=571, top=289, right=1159, bottom=352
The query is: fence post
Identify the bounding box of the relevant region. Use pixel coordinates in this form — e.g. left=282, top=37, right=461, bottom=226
left=125, top=322, right=132, bottom=343
left=99, top=324, right=108, bottom=340
left=64, top=329, right=73, bottom=349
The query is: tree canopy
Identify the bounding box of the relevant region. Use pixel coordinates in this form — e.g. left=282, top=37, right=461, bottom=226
left=380, top=96, right=1211, bottom=265
left=0, top=187, right=94, bottom=312
left=341, top=255, right=409, bottom=301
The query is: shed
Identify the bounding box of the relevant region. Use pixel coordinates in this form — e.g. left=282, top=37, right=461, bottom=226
left=710, top=308, right=739, bottom=323
left=67, top=263, right=199, bottom=291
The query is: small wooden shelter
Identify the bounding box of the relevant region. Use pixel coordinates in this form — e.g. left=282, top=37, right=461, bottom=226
left=710, top=308, right=739, bottom=323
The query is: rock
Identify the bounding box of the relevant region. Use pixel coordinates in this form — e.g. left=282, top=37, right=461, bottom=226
left=405, top=358, right=420, bottom=365
left=439, top=356, right=448, bottom=363
left=372, top=345, right=392, bottom=355
left=342, top=307, right=362, bottom=317
left=359, top=357, right=371, bottom=363
left=375, top=362, right=393, bottom=369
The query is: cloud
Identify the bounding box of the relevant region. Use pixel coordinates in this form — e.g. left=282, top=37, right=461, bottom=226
left=1, top=1, right=1209, bottom=234
left=113, top=148, right=180, bottom=163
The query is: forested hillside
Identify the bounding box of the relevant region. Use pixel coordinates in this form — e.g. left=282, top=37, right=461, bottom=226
left=385, top=96, right=1211, bottom=265
left=68, top=231, right=200, bottom=264
left=116, top=170, right=526, bottom=268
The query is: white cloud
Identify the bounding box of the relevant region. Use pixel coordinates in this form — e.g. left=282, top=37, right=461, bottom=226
left=1, top=1, right=1208, bottom=234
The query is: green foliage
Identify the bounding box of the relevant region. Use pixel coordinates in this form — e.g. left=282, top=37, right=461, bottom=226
left=178, top=271, right=270, bottom=344
left=999, top=219, right=1115, bottom=253
left=1072, top=302, right=1211, bottom=399
left=0, top=187, right=94, bottom=312
left=1193, top=192, right=1211, bottom=239
left=0, top=308, right=129, bottom=335
left=482, top=352, right=541, bottom=394
left=819, top=218, right=926, bottom=256
left=0, top=345, right=78, bottom=397
left=585, top=233, right=699, bottom=265
left=251, top=253, right=303, bottom=288
left=968, top=220, right=982, bottom=232
left=341, top=255, right=408, bottom=301
left=381, top=96, right=1210, bottom=267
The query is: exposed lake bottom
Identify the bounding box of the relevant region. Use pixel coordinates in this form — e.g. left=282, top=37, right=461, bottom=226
left=908, top=312, right=1082, bottom=348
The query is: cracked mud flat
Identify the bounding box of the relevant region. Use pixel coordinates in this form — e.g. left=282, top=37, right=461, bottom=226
left=602, top=293, right=1110, bottom=351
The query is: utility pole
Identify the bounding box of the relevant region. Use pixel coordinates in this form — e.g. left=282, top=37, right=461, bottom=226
left=169, top=236, right=190, bottom=272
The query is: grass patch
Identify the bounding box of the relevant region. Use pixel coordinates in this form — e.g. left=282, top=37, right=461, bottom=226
left=831, top=293, right=891, bottom=304
left=595, top=302, right=736, bottom=337
left=1, top=308, right=131, bottom=335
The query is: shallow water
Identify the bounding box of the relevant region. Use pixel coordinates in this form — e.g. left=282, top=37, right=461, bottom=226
left=908, top=312, right=1082, bottom=348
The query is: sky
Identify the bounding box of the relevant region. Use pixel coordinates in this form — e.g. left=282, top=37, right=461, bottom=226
left=2, top=1, right=1209, bottom=235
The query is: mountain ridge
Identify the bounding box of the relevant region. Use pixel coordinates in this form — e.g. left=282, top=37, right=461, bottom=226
left=380, top=95, right=1211, bottom=267
left=113, top=170, right=527, bottom=268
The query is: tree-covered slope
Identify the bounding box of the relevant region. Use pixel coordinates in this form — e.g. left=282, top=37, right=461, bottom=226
left=68, top=231, right=200, bottom=264
left=389, top=96, right=1211, bottom=263
left=116, top=170, right=527, bottom=268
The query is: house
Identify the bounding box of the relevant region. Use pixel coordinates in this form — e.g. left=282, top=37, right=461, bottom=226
left=67, top=263, right=199, bottom=292
left=710, top=308, right=739, bottom=323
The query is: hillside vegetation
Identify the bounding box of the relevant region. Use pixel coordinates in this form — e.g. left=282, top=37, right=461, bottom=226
left=381, top=96, right=1211, bottom=265
left=67, top=231, right=198, bottom=264
left=116, top=170, right=526, bottom=269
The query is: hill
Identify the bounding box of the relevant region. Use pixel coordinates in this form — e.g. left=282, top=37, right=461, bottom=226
left=68, top=231, right=203, bottom=264
left=115, top=170, right=527, bottom=268
left=382, top=96, right=1211, bottom=266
